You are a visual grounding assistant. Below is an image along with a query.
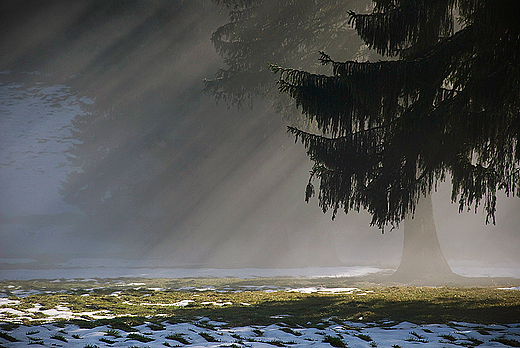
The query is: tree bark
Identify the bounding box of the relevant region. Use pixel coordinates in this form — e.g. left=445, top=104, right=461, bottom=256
left=391, top=193, right=455, bottom=282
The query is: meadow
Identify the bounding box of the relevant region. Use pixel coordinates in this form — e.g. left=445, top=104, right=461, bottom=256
left=1, top=276, right=520, bottom=347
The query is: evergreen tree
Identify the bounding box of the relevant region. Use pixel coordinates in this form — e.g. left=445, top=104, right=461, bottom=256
left=271, top=0, right=520, bottom=281
left=205, top=0, right=369, bottom=119
left=206, top=0, right=372, bottom=266
left=272, top=0, right=520, bottom=228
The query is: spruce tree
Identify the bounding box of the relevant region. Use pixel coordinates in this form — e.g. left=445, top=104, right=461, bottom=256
left=272, top=0, right=519, bottom=227
left=205, top=0, right=368, bottom=115
left=206, top=0, right=371, bottom=267
left=272, top=0, right=520, bottom=281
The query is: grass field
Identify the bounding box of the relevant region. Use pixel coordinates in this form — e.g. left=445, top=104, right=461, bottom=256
left=2, top=276, right=520, bottom=326
left=1, top=277, right=520, bottom=347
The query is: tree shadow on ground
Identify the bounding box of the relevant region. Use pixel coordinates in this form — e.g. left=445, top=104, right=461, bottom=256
left=170, top=287, right=520, bottom=327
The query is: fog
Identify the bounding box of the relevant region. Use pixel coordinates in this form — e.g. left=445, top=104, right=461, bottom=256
left=1, top=0, right=519, bottom=275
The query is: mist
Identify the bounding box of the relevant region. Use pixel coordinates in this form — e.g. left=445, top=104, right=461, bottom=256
left=1, top=0, right=519, bottom=276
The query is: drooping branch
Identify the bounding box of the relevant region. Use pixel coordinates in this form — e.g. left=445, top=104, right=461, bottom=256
left=270, top=0, right=520, bottom=226
left=348, top=0, right=455, bottom=56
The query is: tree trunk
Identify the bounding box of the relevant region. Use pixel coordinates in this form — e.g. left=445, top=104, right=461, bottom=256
left=391, top=193, right=455, bottom=283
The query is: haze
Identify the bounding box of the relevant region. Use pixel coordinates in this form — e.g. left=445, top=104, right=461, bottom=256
left=1, top=0, right=519, bottom=276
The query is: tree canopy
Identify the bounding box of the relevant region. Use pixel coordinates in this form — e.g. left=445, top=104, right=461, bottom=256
left=205, top=0, right=368, bottom=117
left=272, top=0, right=520, bottom=229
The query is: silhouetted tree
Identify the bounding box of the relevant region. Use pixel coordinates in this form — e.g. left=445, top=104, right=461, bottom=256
left=206, top=0, right=372, bottom=266
left=205, top=0, right=369, bottom=120
left=272, top=0, right=520, bottom=281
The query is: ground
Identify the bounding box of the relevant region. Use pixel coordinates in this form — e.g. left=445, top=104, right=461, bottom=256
left=1, top=274, right=520, bottom=347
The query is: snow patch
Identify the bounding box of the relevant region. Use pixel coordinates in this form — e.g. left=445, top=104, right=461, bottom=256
left=0, top=298, right=20, bottom=306
left=201, top=301, right=233, bottom=306
left=287, top=287, right=360, bottom=294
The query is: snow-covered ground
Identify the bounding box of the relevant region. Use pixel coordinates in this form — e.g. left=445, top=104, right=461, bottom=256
left=1, top=267, right=519, bottom=347
left=2, top=283, right=520, bottom=347
left=1, top=316, right=519, bottom=347
left=1, top=267, right=519, bottom=346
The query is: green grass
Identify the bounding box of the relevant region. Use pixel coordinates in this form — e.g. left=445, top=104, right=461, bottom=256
left=50, top=333, right=68, bottom=342
left=477, top=328, right=492, bottom=335
left=28, top=339, right=44, bottom=345
left=146, top=322, right=165, bottom=330
left=263, top=339, right=296, bottom=346
left=0, top=323, right=19, bottom=331
left=126, top=332, right=154, bottom=343
left=323, top=335, right=347, bottom=347
left=199, top=331, right=219, bottom=342
left=409, top=331, right=424, bottom=339
left=1, top=278, right=520, bottom=329
left=108, top=319, right=140, bottom=332
left=0, top=331, right=19, bottom=342
left=491, top=337, right=520, bottom=347
left=279, top=327, right=302, bottom=336
left=169, top=287, right=519, bottom=326
left=356, top=333, right=373, bottom=341
left=104, top=328, right=122, bottom=337
left=465, top=336, right=484, bottom=346
left=404, top=336, right=428, bottom=343
left=253, top=328, right=263, bottom=336
left=439, top=333, right=457, bottom=342
left=99, top=337, right=117, bottom=344
left=166, top=333, right=190, bottom=344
